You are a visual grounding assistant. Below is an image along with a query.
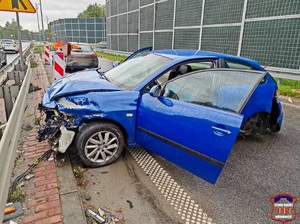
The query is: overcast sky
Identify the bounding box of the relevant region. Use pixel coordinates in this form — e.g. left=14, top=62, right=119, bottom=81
left=0, top=0, right=106, bottom=31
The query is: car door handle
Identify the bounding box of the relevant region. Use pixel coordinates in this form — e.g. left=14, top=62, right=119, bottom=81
left=212, top=126, right=231, bottom=136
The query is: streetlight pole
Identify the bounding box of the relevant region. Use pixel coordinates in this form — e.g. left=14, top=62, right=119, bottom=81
left=39, top=0, right=45, bottom=42
left=44, top=15, right=49, bottom=41
left=35, top=3, right=41, bottom=42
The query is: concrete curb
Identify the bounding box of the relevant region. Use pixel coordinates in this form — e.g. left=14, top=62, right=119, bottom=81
left=38, top=54, right=50, bottom=91
left=56, top=154, right=87, bottom=224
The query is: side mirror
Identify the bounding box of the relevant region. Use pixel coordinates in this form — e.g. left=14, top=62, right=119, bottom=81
left=149, top=85, right=161, bottom=97
left=112, top=61, right=121, bottom=67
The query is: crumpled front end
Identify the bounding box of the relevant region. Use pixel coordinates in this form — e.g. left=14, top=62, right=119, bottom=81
left=36, top=69, right=124, bottom=153
left=37, top=103, right=77, bottom=153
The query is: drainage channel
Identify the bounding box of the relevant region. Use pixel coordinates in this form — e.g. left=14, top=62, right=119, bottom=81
left=129, top=147, right=215, bottom=224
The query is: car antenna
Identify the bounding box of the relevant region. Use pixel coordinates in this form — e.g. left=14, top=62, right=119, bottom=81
left=222, top=48, right=230, bottom=54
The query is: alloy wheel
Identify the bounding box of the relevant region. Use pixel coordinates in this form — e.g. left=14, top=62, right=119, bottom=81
left=84, top=131, right=119, bottom=163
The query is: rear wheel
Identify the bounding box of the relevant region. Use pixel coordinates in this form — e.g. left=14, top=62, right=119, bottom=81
left=75, top=122, right=125, bottom=167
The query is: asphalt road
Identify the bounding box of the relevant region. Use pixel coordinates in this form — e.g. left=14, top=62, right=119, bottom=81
left=78, top=58, right=300, bottom=224
left=5, top=42, right=30, bottom=65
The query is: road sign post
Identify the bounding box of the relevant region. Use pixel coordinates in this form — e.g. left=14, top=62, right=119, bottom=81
left=16, top=12, right=24, bottom=71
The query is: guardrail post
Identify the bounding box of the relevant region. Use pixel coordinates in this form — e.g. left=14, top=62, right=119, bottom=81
left=2, top=86, right=13, bottom=120
left=7, top=71, right=25, bottom=85
left=277, top=78, right=282, bottom=85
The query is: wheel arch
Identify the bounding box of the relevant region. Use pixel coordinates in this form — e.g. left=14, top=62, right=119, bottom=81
left=82, top=118, right=129, bottom=145
left=242, top=111, right=271, bottom=133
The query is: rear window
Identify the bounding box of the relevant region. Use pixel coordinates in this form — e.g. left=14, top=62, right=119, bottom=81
left=224, top=59, right=256, bottom=70
left=72, top=45, right=92, bottom=52
left=1, top=40, right=13, bottom=44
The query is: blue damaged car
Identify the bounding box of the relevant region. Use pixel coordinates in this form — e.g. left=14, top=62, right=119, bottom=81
left=38, top=49, right=283, bottom=184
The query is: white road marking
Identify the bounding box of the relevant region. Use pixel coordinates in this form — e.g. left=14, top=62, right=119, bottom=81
left=129, top=147, right=215, bottom=224
left=281, top=102, right=300, bottom=109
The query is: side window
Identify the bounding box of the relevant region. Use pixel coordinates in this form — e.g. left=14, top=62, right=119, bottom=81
left=144, top=60, right=216, bottom=94
left=144, top=72, right=170, bottom=94
left=224, top=59, right=255, bottom=70
left=188, top=61, right=215, bottom=70
left=162, top=70, right=263, bottom=113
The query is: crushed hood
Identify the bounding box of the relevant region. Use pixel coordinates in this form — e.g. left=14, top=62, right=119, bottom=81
left=42, top=70, right=122, bottom=108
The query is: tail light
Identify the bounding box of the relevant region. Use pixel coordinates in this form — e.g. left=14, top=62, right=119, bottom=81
left=14, top=44, right=16, bottom=47
left=92, top=52, right=97, bottom=57
left=275, top=90, right=279, bottom=97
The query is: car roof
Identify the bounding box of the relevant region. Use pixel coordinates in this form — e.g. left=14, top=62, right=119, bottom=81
left=153, top=49, right=261, bottom=68
left=70, top=42, right=90, bottom=45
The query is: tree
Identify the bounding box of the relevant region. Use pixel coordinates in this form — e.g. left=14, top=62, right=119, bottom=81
left=78, top=3, right=106, bottom=18
left=0, top=19, right=33, bottom=40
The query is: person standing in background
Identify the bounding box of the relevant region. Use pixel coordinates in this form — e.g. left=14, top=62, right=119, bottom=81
left=52, top=38, right=79, bottom=57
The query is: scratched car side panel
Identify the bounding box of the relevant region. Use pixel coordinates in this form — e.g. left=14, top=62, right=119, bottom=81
left=55, top=91, right=140, bottom=145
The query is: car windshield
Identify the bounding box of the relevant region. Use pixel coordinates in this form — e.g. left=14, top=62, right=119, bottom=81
left=72, top=45, right=92, bottom=52
left=105, top=53, right=171, bottom=90
left=1, top=40, right=13, bottom=44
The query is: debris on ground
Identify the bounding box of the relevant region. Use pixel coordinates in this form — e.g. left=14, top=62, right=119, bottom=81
left=3, top=202, right=24, bottom=222
left=126, top=200, right=133, bottom=209
left=17, top=182, right=24, bottom=188
left=86, top=208, right=120, bottom=224
left=28, top=83, right=41, bottom=93
left=85, top=194, right=92, bottom=201
left=87, top=209, right=106, bottom=223
left=98, top=208, right=120, bottom=224
left=288, top=97, right=294, bottom=103
left=21, top=124, right=33, bottom=131
left=24, top=174, right=34, bottom=180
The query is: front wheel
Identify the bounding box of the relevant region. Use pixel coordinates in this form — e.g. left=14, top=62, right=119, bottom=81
left=75, top=122, right=125, bottom=167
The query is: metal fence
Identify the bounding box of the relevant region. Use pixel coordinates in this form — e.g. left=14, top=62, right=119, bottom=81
left=0, top=44, right=32, bottom=222
left=106, top=0, right=300, bottom=71
left=50, top=18, right=107, bottom=44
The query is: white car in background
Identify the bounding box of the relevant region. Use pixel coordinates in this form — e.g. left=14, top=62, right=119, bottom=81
left=0, top=39, right=19, bottom=53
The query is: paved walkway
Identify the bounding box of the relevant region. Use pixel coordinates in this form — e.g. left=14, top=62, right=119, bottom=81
left=19, top=54, right=63, bottom=224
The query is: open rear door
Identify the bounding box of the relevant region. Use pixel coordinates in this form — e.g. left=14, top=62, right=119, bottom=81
left=136, top=69, right=265, bottom=184
left=124, top=47, right=152, bottom=62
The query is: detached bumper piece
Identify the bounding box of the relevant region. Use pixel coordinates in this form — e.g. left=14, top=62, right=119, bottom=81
left=37, top=105, right=76, bottom=153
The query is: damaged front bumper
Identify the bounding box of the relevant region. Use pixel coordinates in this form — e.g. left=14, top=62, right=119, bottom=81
left=37, top=104, right=77, bottom=153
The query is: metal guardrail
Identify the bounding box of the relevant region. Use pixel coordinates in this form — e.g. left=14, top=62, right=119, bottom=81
left=266, top=66, right=300, bottom=81
left=99, top=49, right=300, bottom=81
left=0, top=44, right=32, bottom=222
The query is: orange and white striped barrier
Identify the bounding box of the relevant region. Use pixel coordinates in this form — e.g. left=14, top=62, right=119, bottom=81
left=44, top=45, right=50, bottom=64
left=53, top=51, right=65, bottom=81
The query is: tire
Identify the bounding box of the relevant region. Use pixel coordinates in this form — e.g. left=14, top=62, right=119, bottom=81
left=75, top=122, right=125, bottom=167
